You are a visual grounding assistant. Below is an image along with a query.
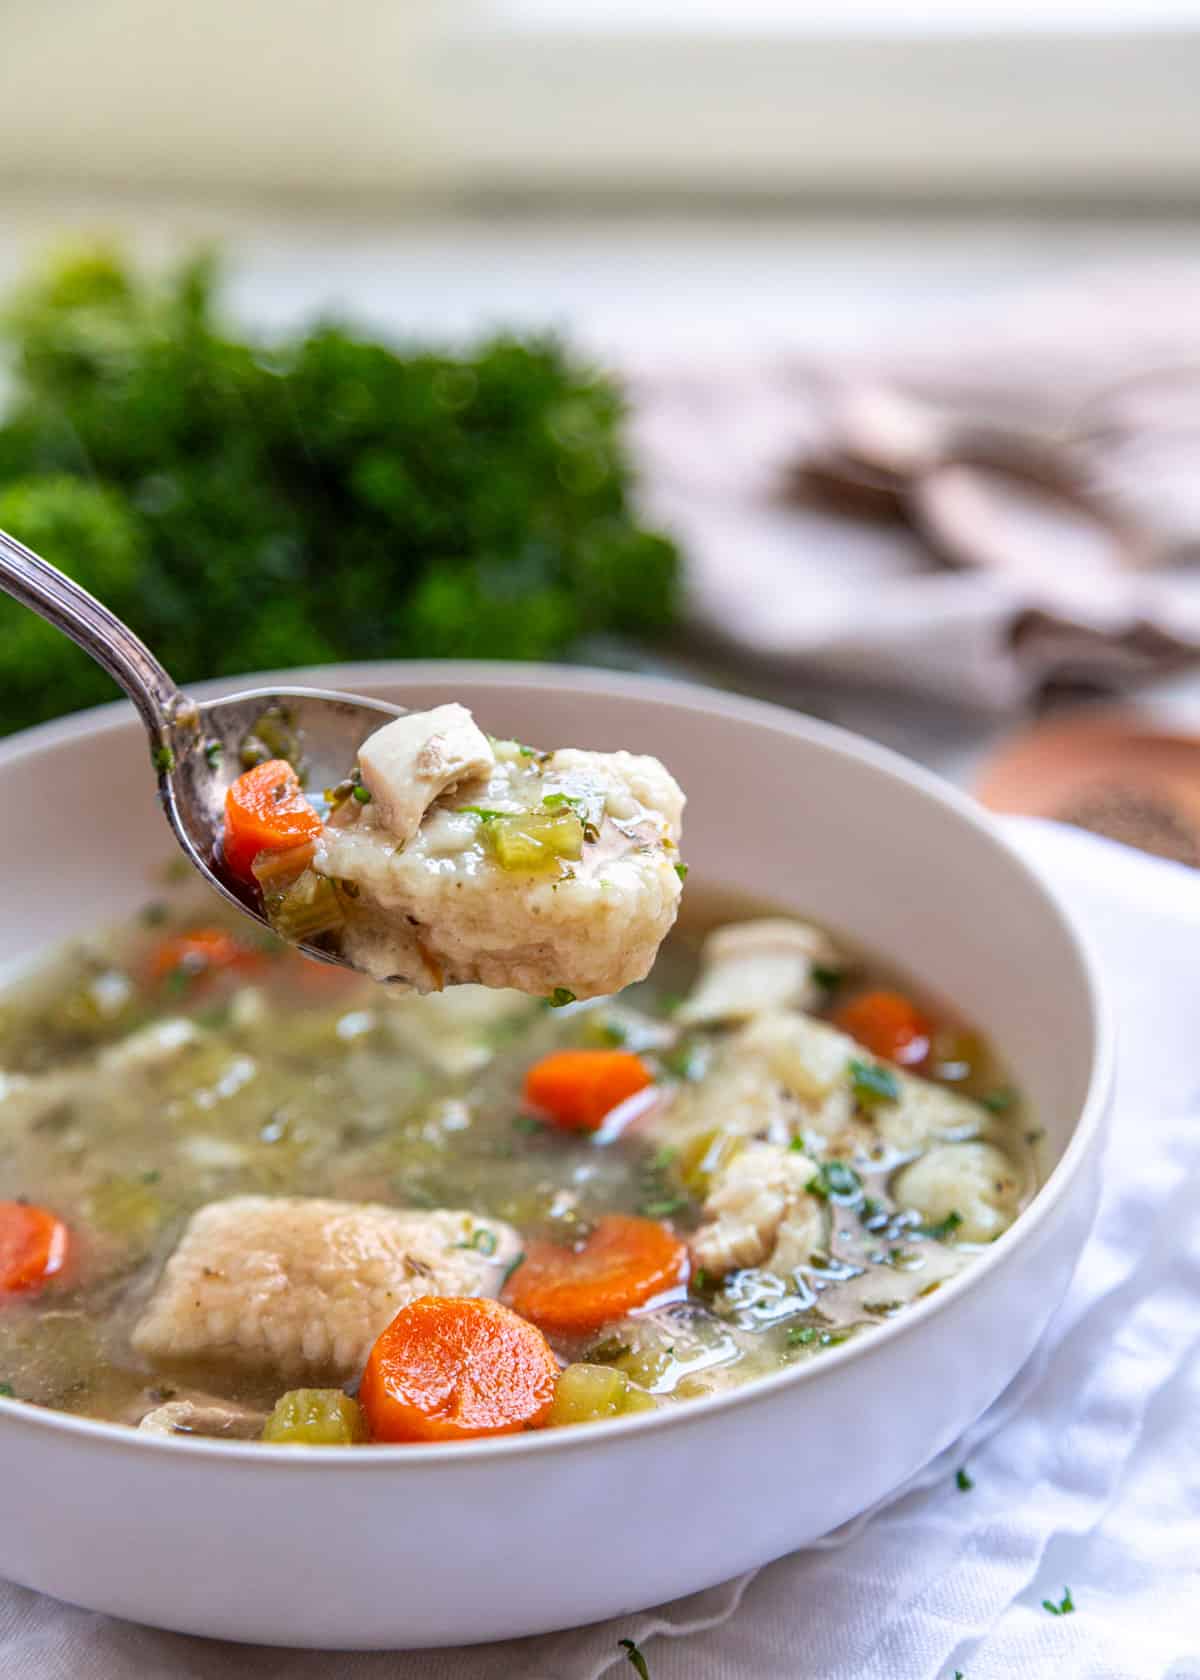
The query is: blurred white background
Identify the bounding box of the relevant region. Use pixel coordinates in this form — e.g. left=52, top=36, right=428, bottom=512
left=4, top=0, right=1200, bottom=201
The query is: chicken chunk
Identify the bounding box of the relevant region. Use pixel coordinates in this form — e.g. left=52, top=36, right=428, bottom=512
left=734, top=1011, right=987, bottom=1156
left=676, top=919, right=843, bottom=1027
left=892, top=1140, right=1023, bottom=1244
left=654, top=1009, right=985, bottom=1170
left=317, top=730, right=685, bottom=997
left=132, top=1197, right=520, bottom=1382
left=690, top=1142, right=825, bottom=1281
left=356, top=704, right=495, bottom=842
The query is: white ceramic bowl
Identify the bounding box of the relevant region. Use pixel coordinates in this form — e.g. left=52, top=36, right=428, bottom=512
left=0, top=663, right=1111, bottom=1649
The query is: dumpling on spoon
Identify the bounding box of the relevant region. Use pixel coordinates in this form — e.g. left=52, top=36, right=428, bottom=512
left=223, top=704, right=686, bottom=1000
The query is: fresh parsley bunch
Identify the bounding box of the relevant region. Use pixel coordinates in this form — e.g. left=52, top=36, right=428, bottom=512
left=0, top=246, right=678, bottom=732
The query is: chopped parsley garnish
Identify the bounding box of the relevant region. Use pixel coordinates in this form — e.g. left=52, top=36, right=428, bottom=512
left=518, top=744, right=537, bottom=757
left=541, top=792, right=580, bottom=811
left=500, top=1250, right=526, bottom=1287
left=619, top=1637, right=651, bottom=1679
left=848, top=1058, right=900, bottom=1107
left=203, top=740, right=223, bottom=768
left=981, top=1087, right=1016, bottom=1113
left=0, top=1382, right=13, bottom=1398
left=638, top=1145, right=687, bottom=1219
left=923, top=1210, right=964, bottom=1242
left=512, top=1115, right=543, bottom=1135
left=459, top=805, right=506, bottom=823
left=151, top=744, right=176, bottom=773
left=548, top=987, right=576, bottom=1008
left=640, top=1196, right=687, bottom=1219
left=139, top=901, right=168, bottom=927
left=674, top=862, right=688, bottom=882
left=692, top=1267, right=712, bottom=1293
left=787, top=1325, right=848, bottom=1349
left=811, top=964, right=845, bottom=993
left=1042, top=1587, right=1075, bottom=1617
left=457, top=1227, right=498, bottom=1256
left=955, top=1467, right=974, bottom=1492
left=659, top=1041, right=704, bottom=1082
left=806, top=1160, right=863, bottom=1202
left=858, top=1196, right=885, bottom=1226
left=351, top=784, right=372, bottom=804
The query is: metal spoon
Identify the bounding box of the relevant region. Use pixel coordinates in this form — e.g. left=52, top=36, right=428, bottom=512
left=0, top=525, right=403, bottom=968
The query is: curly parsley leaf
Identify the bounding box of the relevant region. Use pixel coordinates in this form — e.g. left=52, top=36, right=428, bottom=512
left=0, top=247, right=679, bottom=737
left=806, top=1160, right=863, bottom=1202
left=848, top=1058, right=900, bottom=1107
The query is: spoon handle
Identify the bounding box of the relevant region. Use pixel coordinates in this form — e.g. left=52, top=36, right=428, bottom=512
left=0, top=526, right=182, bottom=740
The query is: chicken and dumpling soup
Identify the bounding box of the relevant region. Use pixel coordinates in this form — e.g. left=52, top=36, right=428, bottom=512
left=0, top=883, right=1035, bottom=1445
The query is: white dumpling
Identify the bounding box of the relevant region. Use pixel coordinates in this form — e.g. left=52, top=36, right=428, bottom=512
left=317, top=730, right=685, bottom=998
left=892, top=1140, right=1023, bottom=1244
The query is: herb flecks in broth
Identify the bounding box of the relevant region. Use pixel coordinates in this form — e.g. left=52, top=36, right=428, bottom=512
left=0, top=887, right=1033, bottom=1438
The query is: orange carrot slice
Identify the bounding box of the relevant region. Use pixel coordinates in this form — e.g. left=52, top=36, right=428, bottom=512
left=147, top=926, right=261, bottom=985
left=503, top=1214, right=688, bottom=1335
left=223, top=760, right=322, bottom=883
left=0, top=1201, right=69, bottom=1296
left=833, top=989, right=932, bottom=1068
left=523, top=1050, right=654, bottom=1133
left=359, top=1296, right=559, bottom=1443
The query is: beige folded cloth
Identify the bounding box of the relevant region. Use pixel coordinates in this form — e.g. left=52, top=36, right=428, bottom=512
left=626, top=266, right=1200, bottom=711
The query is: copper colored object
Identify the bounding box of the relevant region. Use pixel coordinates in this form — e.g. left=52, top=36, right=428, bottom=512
left=975, top=712, right=1200, bottom=868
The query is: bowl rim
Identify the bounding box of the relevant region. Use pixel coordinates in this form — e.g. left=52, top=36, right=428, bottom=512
left=0, top=660, right=1115, bottom=1468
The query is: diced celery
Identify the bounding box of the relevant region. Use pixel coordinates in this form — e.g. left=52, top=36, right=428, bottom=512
left=261, top=1388, right=366, bottom=1445
left=615, top=1343, right=673, bottom=1391
left=264, top=869, right=344, bottom=943
left=547, top=1362, right=657, bottom=1426
left=677, top=1128, right=745, bottom=1197
left=488, top=811, right=584, bottom=873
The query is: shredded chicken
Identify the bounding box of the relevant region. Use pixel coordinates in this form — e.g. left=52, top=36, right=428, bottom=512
left=735, top=1011, right=988, bottom=1156
left=356, top=704, right=495, bottom=842
left=676, top=919, right=842, bottom=1027
left=689, top=1142, right=825, bottom=1280
left=132, top=1197, right=520, bottom=1382
left=653, top=1009, right=986, bottom=1169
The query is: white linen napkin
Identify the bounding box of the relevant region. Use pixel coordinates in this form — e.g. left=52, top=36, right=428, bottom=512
left=3, top=817, right=1199, bottom=1679
left=627, top=269, right=1200, bottom=712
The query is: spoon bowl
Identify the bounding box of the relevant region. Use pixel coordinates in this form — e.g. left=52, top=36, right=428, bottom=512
left=161, top=686, right=403, bottom=965
left=0, top=524, right=408, bottom=971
